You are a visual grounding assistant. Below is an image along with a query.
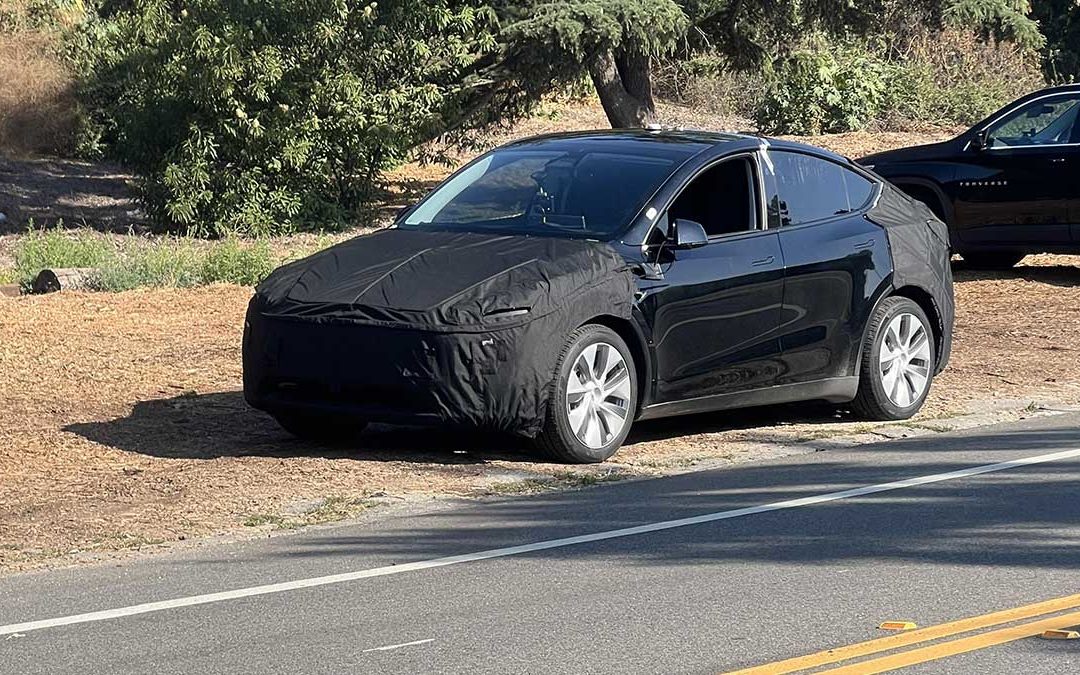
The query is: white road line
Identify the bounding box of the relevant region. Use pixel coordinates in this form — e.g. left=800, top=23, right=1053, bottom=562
left=2, top=448, right=1079, bottom=637
left=361, top=638, right=435, bottom=653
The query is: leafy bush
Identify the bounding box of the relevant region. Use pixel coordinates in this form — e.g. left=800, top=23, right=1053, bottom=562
left=755, top=42, right=891, bottom=135
left=71, top=0, right=499, bottom=236
left=754, top=29, right=1046, bottom=135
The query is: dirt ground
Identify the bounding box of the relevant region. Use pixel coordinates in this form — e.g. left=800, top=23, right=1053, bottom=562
left=0, top=102, right=1075, bottom=574
left=2, top=255, right=1079, bottom=573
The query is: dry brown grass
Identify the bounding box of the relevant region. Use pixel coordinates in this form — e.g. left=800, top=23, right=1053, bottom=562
left=0, top=29, right=77, bottom=157
left=1, top=256, right=1079, bottom=574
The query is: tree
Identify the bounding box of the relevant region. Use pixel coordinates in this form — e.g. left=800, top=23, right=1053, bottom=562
left=475, top=0, right=1045, bottom=128
left=1032, top=0, right=1080, bottom=82
left=73, top=0, right=501, bottom=235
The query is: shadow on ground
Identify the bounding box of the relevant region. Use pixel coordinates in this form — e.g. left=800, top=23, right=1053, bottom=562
left=64, top=390, right=850, bottom=464
left=206, top=421, right=1080, bottom=571
left=953, top=261, right=1080, bottom=287
left=0, top=156, right=150, bottom=234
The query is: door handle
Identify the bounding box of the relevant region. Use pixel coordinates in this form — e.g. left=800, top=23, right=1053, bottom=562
left=751, top=255, right=775, bottom=267
left=854, top=239, right=876, bottom=250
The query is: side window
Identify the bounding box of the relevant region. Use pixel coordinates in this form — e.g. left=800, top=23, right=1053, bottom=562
left=667, top=157, right=758, bottom=238
left=987, top=95, right=1080, bottom=148
left=771, top=152, right=876, bottom=227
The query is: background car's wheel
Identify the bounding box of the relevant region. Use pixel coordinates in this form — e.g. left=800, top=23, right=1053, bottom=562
left=961, top=251, right=1025, bottom=270
left=852, top=297, right=936, bottom=421
left=535, top=324, right=638, bottom=464
left=273, top=412, right=367, bottom=442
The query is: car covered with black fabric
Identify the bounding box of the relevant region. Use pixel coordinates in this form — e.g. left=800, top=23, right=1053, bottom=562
left=244, top=130, right=954, bottom=463
left=860, top=84, right=1080, bottom=269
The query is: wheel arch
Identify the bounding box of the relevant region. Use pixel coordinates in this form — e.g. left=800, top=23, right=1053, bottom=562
left=890, top=179, right=953, bottom=225
left=858, top=284, right=946, bottom=374
left=581, top=314, right=654, bottom=412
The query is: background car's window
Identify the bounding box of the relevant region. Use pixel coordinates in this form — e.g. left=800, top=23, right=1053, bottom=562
left=403, top=148, right=685, bottom=238
left=987, top=95, right=1080, bottom=148
left=667, top=157, right=758, bottom=237
left=771, top=152, right=876, bottom=226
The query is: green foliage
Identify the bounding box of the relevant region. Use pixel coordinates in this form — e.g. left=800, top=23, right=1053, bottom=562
left=200, top=238, right=275, bottom=286
left=755, top=43, right=891, bottom=135
left=943, top=0, right=1044, bottom=49
left=71, top=0, right=499, bottom=236
left=755, top=29, right=1045, bottom=134
left=13, top=226, right=114, bottom=286
left=12, top=228, right=290, bottom=290
left=1032, top=0, right=1080, bottom=82
left=95, top=239, right=204, bottom=291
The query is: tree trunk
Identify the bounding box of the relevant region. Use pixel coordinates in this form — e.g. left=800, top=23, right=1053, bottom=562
left=31, top=268, right=97, bottom=294
left=588, top=48, right=656, bottom=128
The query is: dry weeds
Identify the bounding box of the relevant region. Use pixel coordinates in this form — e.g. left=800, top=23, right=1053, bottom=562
left=0, top=30, right=76, bottom=157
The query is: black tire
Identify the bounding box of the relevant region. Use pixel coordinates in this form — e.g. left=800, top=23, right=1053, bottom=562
left=534, top=324, right=638, bottom=464
left=852, top=296, right=937, bottom=421
left=273, top=412, right=367, bottom=442
left=961, top=251, right=1025, bottom=270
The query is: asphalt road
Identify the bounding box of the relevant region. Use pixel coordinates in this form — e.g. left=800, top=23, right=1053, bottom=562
left=2, top=412, right=1080, bottom=674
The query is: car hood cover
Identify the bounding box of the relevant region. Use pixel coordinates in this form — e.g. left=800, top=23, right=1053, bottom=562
left=254, top=229, right=635, bottom=331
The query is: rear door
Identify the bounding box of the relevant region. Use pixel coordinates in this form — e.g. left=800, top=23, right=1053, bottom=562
left=638, top=154, right=786, bottom=404
left=766, top=150, right=891, bottom=385
left=953, top=92, right=1080, bottom=247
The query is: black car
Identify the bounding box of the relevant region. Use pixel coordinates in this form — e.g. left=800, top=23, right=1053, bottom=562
left=244, top=131, right=954, bottom=463
left=861, top=84, right=1080, bottom=269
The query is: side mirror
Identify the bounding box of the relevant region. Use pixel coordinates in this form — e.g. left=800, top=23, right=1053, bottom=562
left=671, top=218, right=708, bottom=249
left=971, top=129, right=990, bottom=152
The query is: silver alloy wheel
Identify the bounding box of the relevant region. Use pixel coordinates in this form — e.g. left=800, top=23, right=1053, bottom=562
left=566, top=341, right=632, bottom=449
left=879, top=312, right=932, bottom=408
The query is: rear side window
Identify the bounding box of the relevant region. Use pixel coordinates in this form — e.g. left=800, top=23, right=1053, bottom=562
left=771, top=151, right=877, bottom=227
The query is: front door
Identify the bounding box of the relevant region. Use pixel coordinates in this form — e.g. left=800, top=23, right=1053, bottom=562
left=952, top=92, right=1080, bottom=247
left=638, top=156, right=785, bottom=403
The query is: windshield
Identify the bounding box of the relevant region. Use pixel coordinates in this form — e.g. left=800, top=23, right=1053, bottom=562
left=401, top=148, right=683, bottom=238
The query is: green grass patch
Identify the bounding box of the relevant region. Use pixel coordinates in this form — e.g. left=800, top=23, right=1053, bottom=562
left=11, top=228, right=296, bottom=291
left=0, top=267, right=16, bottom=284
left=13, top=226, right=115, bottom=287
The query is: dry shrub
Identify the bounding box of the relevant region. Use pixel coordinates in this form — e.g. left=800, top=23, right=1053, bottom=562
left=879, top=29, right=1046, bottom=130
left=653, top=54, right=765, bottom=120
left=0, top=29, right=76, bottom=157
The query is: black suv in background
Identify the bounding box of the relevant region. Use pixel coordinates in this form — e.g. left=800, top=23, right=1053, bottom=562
left=860, top=85, right=1080, bottom=269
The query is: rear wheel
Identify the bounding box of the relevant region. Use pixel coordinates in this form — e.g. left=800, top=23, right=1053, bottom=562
left=853, top=297, right=936, bottom=421
left=273, top=412, right=367, bottom=442
left=961, top=251, right=1025, bottom=270
left=534, top=325, right=638, bottom=463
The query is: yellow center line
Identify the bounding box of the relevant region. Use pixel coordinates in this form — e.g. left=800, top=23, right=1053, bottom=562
left=818, top=609, right=1080, bottom=674
left=728, top=592, right=1080, bottom=674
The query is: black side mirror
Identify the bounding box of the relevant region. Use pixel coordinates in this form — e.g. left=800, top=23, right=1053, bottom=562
left=671, top=219, right=708, bottom=249
left=971, top=129, right=990, bottom=152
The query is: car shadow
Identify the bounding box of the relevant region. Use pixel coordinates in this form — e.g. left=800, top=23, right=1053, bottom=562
left=64, top=390, right=849, bottom=464
left=64, top=391, right=530, bottom=465
left=953, top=261, right=1080, bottom=287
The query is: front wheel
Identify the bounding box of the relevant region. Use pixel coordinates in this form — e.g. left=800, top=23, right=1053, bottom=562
left=852, top=297, right=936, bottom=421
left=534, top=325, right=638, bottom=463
